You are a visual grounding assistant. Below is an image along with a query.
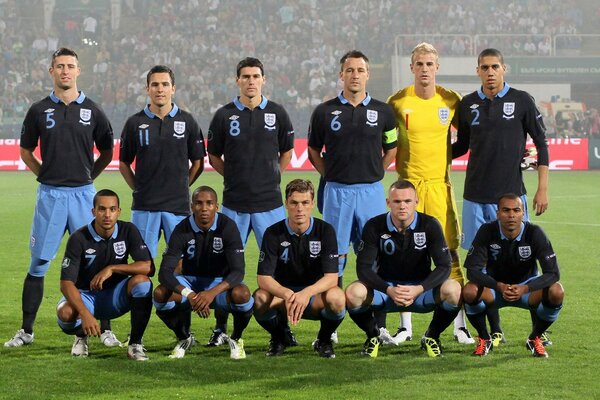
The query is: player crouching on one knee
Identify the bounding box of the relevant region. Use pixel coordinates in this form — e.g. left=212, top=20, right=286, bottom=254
left=462, top=193, right=564, bottom=358
left=153, top=186, right=254, bottom=360
left=253, top=179, right=346, bottom=358
left=56, top=189, right=154, bottom=361
left=345, top=180, right=462, bottom=358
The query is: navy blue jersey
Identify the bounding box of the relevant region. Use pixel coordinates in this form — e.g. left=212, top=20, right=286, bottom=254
left=308, top=93, right=397, bottom=184
left=453, top=84, right=549, bottom=203
left=20, top=91, right=114, bottom=187
left=207, top=97, right=294, bottom=213
left=60, top=221, right=152, bottom=290
left=258, top=217, right=339, bottom=287
left=159, top=213, right=245, bottom=291
left=119, top=104, right=205, bottom=215
left=465, top=221, right=559, bottom=291
left=356, top=212, right=452, bottom=293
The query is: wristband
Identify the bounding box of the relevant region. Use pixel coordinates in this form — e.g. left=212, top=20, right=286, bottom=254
left=180, top=287, right=193, bottom=298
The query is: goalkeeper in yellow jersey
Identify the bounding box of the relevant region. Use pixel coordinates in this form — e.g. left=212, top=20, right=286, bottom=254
left=382, top=42, right=474, bottom=345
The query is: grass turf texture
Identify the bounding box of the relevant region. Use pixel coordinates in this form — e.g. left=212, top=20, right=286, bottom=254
left=0, top=170, right=599, bottom=399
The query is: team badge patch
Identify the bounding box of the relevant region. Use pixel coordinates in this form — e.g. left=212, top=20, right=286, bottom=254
left=438, top=107, right=450, bottom=124
left=113, top=241, right=126, bottom=257
left=357, top=240, right=365, bottom=252
left=79, top=108, right=91, bottom=125
left=309, top=241, right=321, bottom=255
left=174, top=121, right=186, bottom=137
left=518, top=246, right=532, bottom=258
left=503, top=102, right=515, bottom=119
left=414, top=232, right=426, bottom=248
left=366, top=109, right=378, bottom=126
left=61, top=258, right=70, bottom=269
left=258, top=251, right=265, bottom=263
left=213, top=237, right=223, bottom=252
left=264, top=113, right=276, bottom=130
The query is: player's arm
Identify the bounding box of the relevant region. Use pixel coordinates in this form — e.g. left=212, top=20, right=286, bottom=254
left=60, top=279, right=101, bottom=337
left=257, top=274, right=294, bottom=303
left=119, top=161, right=136, bottom=190
left=208, top=153, right=224, bottom=176
left=91, top=111, right=114, bottom=180
left=417, top=220, right=452, bottom=291
left=533, top=165, right=549, bottom=216
left=90, top=260, right=152, bottom=291
left=381, top=107, right=398, bottom=170
left=356, top=223, right=389, bottom=293
left=288, top=272, right=337, bottom=325
left=257, top=228, right=295, bottom=301
left=92, top=147, right=113, bottom=180
left=20, top=147, right=41, bottom=176
left=523, top=226, right=560, bottom=292
left=278, top=149, right=293, bottom=173
left=382, top=146, right=397, bottom=170
left=188, top=117, right=205, bottom=185
left=465, top=227, right=500, bottom=289
left=188, top=158, right=204, bottom=185
left=307, top=146, right=325, bottom=176
left=452, top=102, right=470, bottom=158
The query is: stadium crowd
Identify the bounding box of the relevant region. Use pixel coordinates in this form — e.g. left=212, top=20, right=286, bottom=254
left=0, top=0, right=594, bottom=136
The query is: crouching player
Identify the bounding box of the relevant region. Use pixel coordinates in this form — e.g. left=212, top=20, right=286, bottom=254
left=463, top=193, right=564, bottom=357
left=254, top=179, right=345, bottom=358
left=153, top=186, right=253, bottom=360
left=345, top=180, right=461, bottom=358
left=57, top=189, right=153, bottom=360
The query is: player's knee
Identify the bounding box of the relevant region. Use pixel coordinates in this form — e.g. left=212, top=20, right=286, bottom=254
left=345, top=281, right=367, bottom=308
left=440, top=279, right=461, bottom=305
left=324, top=287, right=346, bottom=313
left=230, top=284, right=251, bottom=304
left=153, top=284, right=172, bottom=302
left=28, top=257, right=51, bottom=277
left=547, top=282, right=564, bottom=305
left=56, top=301, right=77, bottom=322
left=252, top=289, right=273, bottom=311
left=461, top=282, right=479, bottom=304
left=129, top=275, right=152, bottom=297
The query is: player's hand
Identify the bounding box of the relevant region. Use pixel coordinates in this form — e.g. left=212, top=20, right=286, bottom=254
left=191, top=290, right=216, bottom=314
left=395, top=284, right=422, bottom=307
left=503, top=284, right=527, bottom=302
left=90, top=267, right=113, bottom=291
left=81, top=312, right=101, bottom=337
left=286, top=291, right=310, bottom=326
left=533, top=188, right=549, bottom=216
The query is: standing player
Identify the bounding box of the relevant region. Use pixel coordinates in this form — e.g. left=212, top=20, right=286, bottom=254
left=153, top=186, right=254, bottom=360
left=206, top=57, right=295, bottom=347
left=345, top=180, right=461, bottom=358
left=308, top=50, right=397, bottom=288
left=385, top=43, right=473, bottom=345
left=119, top=64, right=205, bottom=258
left=254, top=179, right=345, bottom=358
left=463, top=194, right=563, bottom=358
left=56, top=190, right=153, bottom=360
left=5, top=48, right=114, bottom=348
left=453, top=48, right=550, bottom=346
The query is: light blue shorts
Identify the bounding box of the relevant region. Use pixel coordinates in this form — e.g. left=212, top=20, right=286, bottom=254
left=461, top=195, right=528, bottom=250
left=221, top=205, right=285, bottom=249
left=371, top=283, right=439, bottom=313
left=132, top=210, right=187, bottom=257
left=176, top=275, right=254, bottom=313
left=323, top=181, right=386, bottom=255
left=30, top=183, right=95, bottom=260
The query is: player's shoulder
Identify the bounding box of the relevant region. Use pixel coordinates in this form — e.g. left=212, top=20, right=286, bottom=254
left=506, top=87, right=536, bottom=104
left=436, top=85, right=461, bottom=102
left=387, top=86, right=412, bottom=104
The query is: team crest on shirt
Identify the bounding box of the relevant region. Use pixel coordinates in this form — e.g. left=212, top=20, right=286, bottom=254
left=213, top=237, right=223, bottom=253
left=264, top=113, right=276, bottom=130
left=79, top=108, right=91, bottom=125
left=503, top=102, right=515, bottom=119
left=113, top=241, right=126, bottom=258
left=414, top=232, right=426, bottom=249
left=518, top=246, right=532, bottom=259
left=173, top=121, right=186, bottom=138
left=366, top=110, right=378, bottom=127
left=438, top=108, right=450, bottom=124
left=309, top=241, right=321, bottom=255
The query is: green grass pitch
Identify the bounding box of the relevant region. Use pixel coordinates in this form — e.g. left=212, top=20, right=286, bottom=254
left=0, top=170, right=599, bottom=399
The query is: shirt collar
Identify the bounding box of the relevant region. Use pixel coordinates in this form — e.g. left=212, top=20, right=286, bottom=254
left=189, top=213, right=219, bottom=233
left=49, top=90, right=86, bottom=104
left=386, top=212, right=418, bottom=232
left=338, top=91, right=372, bottom=106
left=233, top=95, right=268, bottom=111
left=477, top=82, right=511, bottom=100
left=285, top=217, right=314, bottom=236
left=499, top=221, right=525, bottom=241
left=87, top=221, right=119, bottom=242
left=143, top=103, right=179, bottom=118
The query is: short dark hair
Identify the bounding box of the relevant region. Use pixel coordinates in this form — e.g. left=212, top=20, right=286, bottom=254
left=147, top=65, right=175, bottom=86
left=389, top=179, right=416, bottom=192
left=93, top=189, right=120, bottom=207
left=478, top=48, right=504, bottom=65
left=192, top=186, right=218, bottom=202
left=497, top=193, right=521, bottom=207
left=236, top=57, right=264, bottom=77
left=51, top=48, right=78, bottom=67
left=339, top=50, right=369, bottom=71
left=285, top=179, right=315, bottom=200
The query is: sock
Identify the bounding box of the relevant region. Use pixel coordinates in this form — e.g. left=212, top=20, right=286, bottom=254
left=529, top=308, right=538, bottom=329
left=530, top=318, right=554, bottom=340
left=100, top=319, right=112, bottom=333
left=425, top=306, right=459, bottom=340
left=317, top=316, right=344, bottom=343
left=231, top=309, right=253, bottom=340
left=256, top=315, right=285, bottom=342
left=22, top=274, right=44, bottom=334
left=400, top=312, right=412, bottom=333
left=374, top=310, right=387, bottom=330
left=129, top=297, right=152, bottom=345
left=349, top=310, right=378, bottom=338
left=453, top=308, right=468, bottom=332
left=466, top=311, right=490, bottom=339
left=156, top=307, right=190, bottom=340
left=214, top=307, right=228, bottom=333
left=486, top=306, right=502, bottom=334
